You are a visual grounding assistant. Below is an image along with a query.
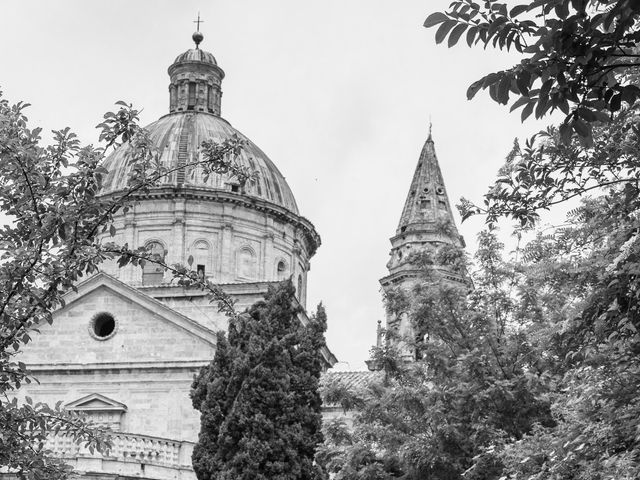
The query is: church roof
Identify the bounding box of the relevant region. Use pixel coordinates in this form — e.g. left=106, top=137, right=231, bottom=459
left=173, top=48, right=217, bottom=65
left=323, top=370, right=381, bottom=390
left=396, top=129, right=461, bottom=238
left=100, top=112, right=300, bottom=213
left=171, top=29, right=219, bottom=67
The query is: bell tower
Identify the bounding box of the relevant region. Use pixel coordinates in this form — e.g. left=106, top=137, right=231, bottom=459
left=379, top=126, right=466, bottom=362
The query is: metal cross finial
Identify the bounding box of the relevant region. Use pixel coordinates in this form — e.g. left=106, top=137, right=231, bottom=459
left=194, top=12, right=204, bottom=31
left=428, top=116, right=433, bottom=139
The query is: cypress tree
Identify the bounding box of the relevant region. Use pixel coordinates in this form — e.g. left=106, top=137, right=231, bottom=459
left=191, top=281, right=326, bottom=480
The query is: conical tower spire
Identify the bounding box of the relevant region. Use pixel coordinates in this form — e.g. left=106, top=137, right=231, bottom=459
left=381, top=126, right=465, bottom=286
left=395, top=128, right=460, bottom=237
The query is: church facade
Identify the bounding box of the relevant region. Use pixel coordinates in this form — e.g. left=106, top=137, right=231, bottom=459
left=9, top=31, right=335, bottom=480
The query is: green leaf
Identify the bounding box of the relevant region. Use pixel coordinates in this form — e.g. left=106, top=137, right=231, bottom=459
left=509, top=5, right=529, bottom=17
left=558, top=98, right=570, bottom=114
left=611, top=93, right=622, bottom=112
left=466, top=26, right=478, bottom=46
left=621, top=85, right=640, bottom=105
left=535, top=96, right=549, bottom=118
left=521, top=101, right=534, bottom=121
left=448, top=24, right=468, bottom=48
left=539, top=79, right=553, bottom=99
left=516, top=70, right=531, bottom=94
left=576, top=107, right=607, bottom=122
left=467, top=79, right=484, bottom=100
left=482, top=72, right=500, bottom=88
left=592, top=110, right=610, bottom=122
left=435, top=20, right=457, bottom=44
left=555, top=2, right=569, bottom=19
left=489, top=82, right=500, bottom=103
left=498, top=75, right=511, bottom=104
left=572, top=118, right=591, bottom=137
left=424, top=12, right=450, bottom=28
left=603, top=8, right=617, bottom=31
left=510, top=96, right=530, bottom=112
left=487, top=16, right=509, bottom=39
left=571, top=0, right=587, bottom=13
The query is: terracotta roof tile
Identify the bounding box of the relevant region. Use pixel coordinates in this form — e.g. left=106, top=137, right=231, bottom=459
left=322, top=370, right=381, bottom=390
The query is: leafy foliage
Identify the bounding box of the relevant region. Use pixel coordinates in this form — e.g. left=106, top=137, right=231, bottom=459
left=322, top=188, right=640, bottom=478
left=494, top=186, right=640, bottom=479
left=413, top=3, right=640, bottom=478
left=0, top=91, right=251, bottom=479
left=426, top=0, right=640, bottom=143
left=320, top=233, right=555, bottom=479
left=458, top=103, right=640, bottom=225
left=191, top=282, right=327, bottom=480
left=0, top=398, right=109, bottom=479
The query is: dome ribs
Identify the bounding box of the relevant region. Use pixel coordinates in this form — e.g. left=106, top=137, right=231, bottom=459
left=176, top=127, right=189, bottom=186
left=100, top=113, right=300, bottom=213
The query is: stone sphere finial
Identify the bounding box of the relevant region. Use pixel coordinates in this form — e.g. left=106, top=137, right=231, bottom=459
left=192, top=31, right=204, bottom=48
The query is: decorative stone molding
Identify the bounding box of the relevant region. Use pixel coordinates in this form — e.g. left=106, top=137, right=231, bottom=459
left=88, top=312, right=119, bottom=341
left=45, top=431, right=195, bottom=480
left=65, top=393, right=127, bottom=432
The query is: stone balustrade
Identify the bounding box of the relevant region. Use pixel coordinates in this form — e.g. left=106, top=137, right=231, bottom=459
left=45, top=432, right=195, bottom=480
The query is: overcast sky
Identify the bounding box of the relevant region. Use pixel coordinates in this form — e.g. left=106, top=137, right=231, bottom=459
left=1, top=1, right=554, bottom=370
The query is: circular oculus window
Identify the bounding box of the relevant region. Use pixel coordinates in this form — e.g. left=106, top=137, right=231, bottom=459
left=89, top=312, right=118, bottom=341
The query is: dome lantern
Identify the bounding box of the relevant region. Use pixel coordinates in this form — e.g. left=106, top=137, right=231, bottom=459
left=167, top=31, right=225, bottom=115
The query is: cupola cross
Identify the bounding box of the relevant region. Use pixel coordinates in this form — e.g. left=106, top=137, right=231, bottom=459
left=193, top=13, right=204, bottom=31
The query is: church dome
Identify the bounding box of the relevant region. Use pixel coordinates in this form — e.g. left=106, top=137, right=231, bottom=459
left=173, top=48, right=218, bottom=65
left=100, top=112, right=299, bottom=213
left=100, top=30, right=299, bottom=214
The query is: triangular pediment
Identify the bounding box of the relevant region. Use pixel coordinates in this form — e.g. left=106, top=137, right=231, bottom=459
left=66, top=393, right=127, bottom=412
left=18, top=272, right=217, bottom=368
left=56, top=271, right=217, bottom=345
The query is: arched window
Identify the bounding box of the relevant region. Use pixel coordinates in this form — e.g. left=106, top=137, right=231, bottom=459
left=237, top=247, right=257, bottom=280
left=187, top=82, right=196, bottom=110
left=169, top=85, right=177, bottom=110
left=142, top=241, right=166, bottom=285
left=192, top=240, right=210, bottom=278
left=207, top=86, right=213, bottom=112
left=276, top=260, right=287, bottom=281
